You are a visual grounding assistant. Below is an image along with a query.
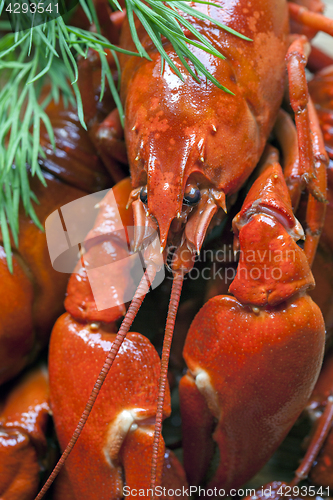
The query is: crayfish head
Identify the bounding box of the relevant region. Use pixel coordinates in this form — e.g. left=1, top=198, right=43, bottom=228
left=129, top=172, right=227, bottom=273
left=122, top=50, right=247, bottom=272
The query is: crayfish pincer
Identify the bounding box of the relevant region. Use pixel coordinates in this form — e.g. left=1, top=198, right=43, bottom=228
left=179, top=155, right=326, bottom=492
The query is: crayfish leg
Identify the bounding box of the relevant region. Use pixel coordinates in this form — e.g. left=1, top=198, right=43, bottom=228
left=286, top=37, right=329, bottom=245
left=306, top=349, right=333, bottom=487
left=286, top=37, right=315, bottom=194
left=303, top=98, right=328, bottom=264
left=274, top=110, right=301, bottom=209
left=273, top=100, right=328, bottom=266
left=289, top=2, right=333, bottom=38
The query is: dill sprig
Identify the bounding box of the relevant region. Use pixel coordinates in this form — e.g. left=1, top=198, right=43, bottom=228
left=0, top=0, right=248, bottom=271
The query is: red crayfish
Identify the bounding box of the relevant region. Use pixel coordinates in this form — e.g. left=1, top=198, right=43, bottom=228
left=0, top=93, right=113, bottom=387
left=0, top=78, right=118, bottom=498
left=2, top=0, right=333, bottom=498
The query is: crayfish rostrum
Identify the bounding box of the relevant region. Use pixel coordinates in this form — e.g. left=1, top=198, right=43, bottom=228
left=2, top=0, right=333, bottom=499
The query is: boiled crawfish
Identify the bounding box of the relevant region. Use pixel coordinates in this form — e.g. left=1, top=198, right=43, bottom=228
left=0, top=97, right=113, bottom=387
left=0, top=79, right=119, bottom=497
left=26, top=0, right=333, bottom=498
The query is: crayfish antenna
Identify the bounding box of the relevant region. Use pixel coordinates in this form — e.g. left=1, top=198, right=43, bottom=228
left=150, top=272, right=184, bottom=498
left=35, top=265, right=157, bottom=500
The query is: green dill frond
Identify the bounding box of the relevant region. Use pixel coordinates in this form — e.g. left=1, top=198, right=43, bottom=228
left=0, top=12, right=134, bottom=271
left=0, top=0, right=247, bottom=271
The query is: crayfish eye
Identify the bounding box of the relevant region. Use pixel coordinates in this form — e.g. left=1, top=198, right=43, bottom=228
left=183, top=187, right=201, bottom=206
left=140, top=186, right=148, bottom=204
